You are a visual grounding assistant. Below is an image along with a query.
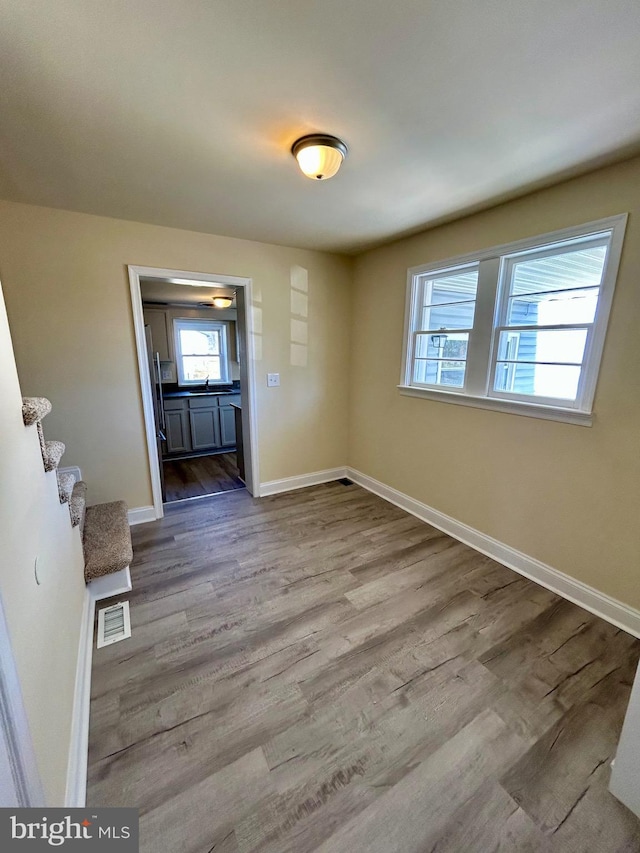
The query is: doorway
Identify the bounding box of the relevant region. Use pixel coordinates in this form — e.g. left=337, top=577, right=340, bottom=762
left=128, top=266, right=259, bottom=519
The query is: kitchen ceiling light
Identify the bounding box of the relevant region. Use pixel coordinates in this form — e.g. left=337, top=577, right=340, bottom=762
left=291, top=134, right=348, bottom=180
left=211, top=295, right=234, bottom=309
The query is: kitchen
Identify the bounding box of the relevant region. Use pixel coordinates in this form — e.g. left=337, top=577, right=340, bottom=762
left=141, top=277, right=246, bottom=503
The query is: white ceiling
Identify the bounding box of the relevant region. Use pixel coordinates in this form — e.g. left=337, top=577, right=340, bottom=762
left=141, top=278, right=235, bottom=307
left=1, top=0, right=639, bottom=254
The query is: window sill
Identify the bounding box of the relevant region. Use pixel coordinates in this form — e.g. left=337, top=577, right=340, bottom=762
left=397, top=385, right=593, bottom=426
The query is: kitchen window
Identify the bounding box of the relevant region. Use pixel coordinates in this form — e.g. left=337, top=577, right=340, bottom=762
left=174, top=318, right=230, bottom=386
left=400, top=215, right=627, bottom=424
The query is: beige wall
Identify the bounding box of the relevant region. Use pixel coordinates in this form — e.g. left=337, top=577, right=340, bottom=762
left=0, top=201, right=352, bottom=507
left=0, top=281, right=86, bottom=804
left=349, top=156, right=640, bottom=609
left=1, top=157, right=639, bottom=614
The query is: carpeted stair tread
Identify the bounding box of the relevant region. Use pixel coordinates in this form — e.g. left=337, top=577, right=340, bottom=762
left=70, top=481, right=88, bottom=531
left=57, top=471, right=75, bottom=504
left=83, top=500, right=132, bottom=582
left=22, top=396, right=52, bottom=426
left=43, top=439, right=65, bottom=472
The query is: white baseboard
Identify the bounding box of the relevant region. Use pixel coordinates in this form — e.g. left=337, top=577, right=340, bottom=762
left=89, top=567, right=132, bottom=602
left=127, top=505, right=157, bottom=526
left=65, top=589, right=95, bottom=807
left=347, top=467, right=640, bottom=639
left=260, top=467, right=347, bottom=497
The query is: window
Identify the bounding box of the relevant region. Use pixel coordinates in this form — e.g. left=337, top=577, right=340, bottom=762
left=174, top=318, right=229, bottom=386
left=401, top=215, right=627, bottom=424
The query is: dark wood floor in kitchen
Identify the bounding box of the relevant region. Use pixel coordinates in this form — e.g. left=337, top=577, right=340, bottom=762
left=163, top=451, right=244, bottom=502
left=87, top=482, right=640, bottom=853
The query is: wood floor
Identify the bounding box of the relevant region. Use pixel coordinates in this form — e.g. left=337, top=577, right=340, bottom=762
left=163, top=452, right=244, bottom=502
left=87, top=482, right=640, bottom=852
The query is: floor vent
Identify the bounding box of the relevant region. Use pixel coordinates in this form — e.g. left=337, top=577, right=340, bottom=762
left=338, top=478, right=354, bottom=486
left=97, top=601, right=131, bottom=649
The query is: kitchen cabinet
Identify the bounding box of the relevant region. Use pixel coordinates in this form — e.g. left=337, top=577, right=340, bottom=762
left=190, top=406, right=221, bottom=450
left=219, top=395, right=240, bottom=446
left=219, top=404, right=236, bottom=446
left=162, top=394, right=239, bottom=456
left=143, top=308, right=171, bottom=362
left=165, top=409, right=190, bottom=453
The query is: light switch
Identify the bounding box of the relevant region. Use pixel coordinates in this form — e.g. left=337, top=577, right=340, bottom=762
left=267, top=373, right=280, bottom=387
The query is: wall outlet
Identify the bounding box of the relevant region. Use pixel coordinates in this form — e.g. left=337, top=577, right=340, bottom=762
left=161, top=366, right=172, bottom=381
left=267, top=373, right=280, bottom=387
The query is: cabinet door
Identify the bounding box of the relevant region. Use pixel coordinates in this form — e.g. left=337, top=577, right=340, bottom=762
left=165, top=410, right=190, bottom=453
left=190, top=408, right=221, bottom=451
left=219, top=405, right=236, bottom=446
left=144, top=308, right=171, bottom=361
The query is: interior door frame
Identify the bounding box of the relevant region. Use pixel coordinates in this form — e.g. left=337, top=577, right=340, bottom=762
left=128, top=265, right=260, bottom=519
left=0, top=590, right=45, bottom=806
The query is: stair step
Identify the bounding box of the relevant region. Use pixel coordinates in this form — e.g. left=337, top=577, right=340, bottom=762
left=57, top=471, right=75, bottom=504
left=70, top=481, right=88, bottom=531
left=43, top=439, right=65, bottom=472
left=83, top=501, right=132, bottom=582
left=22, top=396, right=52, bottom=426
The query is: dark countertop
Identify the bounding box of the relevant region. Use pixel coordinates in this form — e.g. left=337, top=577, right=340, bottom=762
left=163, top=389, right=239, bottom=398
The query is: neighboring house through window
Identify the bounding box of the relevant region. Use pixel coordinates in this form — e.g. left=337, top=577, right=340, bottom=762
left=174, top=318, right=230, bottom=386
left=401, top=215, right=627, bottom=424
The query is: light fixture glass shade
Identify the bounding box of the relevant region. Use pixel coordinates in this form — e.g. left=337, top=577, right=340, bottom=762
left=292, top=135, right=348, bottom=180
left=212, top=296, right=233, bottom=309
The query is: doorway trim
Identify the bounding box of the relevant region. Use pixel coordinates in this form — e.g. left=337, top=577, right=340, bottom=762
left=128, top=265, right=260, bottom=520
left=0, top=591, right=45, bottom=806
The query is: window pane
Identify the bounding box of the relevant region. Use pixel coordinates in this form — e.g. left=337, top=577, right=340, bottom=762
left=179, top=328, right=220, bottom=355
left=426, top=268, right=479, bottom=303
left=494, top=362, right=581, bottom=400
left=182, top=355, right=221, bottom=381
left=421, top=300, right=476, bottom=331
left=415, top=332, right=469, bottom=360
left=413, top=359, right=466, bottom=388
left=496, top=329, right=587, bottom=364
left=507, top=287, right=598, bottom=326
left=419, top=268, right=478, bottom=334
left=509, top=244, right=607, bottom=297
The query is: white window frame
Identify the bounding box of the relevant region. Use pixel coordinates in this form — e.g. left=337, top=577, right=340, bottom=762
left=174, top=318, right=230, bottom=386
left=400, top=214, right=627, bottom=426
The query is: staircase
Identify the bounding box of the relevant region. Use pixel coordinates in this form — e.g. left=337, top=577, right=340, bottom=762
left=22, top=397, right=133, bottom=596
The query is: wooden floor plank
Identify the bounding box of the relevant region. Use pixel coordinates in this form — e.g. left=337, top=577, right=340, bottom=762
left=87, top=482, right=640, bottom=852
left=163, top=451, right=244, bottom=502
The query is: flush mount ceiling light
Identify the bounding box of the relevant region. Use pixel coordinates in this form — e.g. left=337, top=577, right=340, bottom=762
left=211, top=294, right=234, bottom=309
left=291, top=134, right=348, bottom=181
left=199, top=293, right=235, bottom=309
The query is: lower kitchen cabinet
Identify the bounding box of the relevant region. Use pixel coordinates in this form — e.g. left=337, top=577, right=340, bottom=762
left=190, top=407, right=221, bottom=450
left=165, top=409, right=190, bottom=454
left=163, top=394, right=239, bottom=455
left=219, top=404, right=236, bottom=446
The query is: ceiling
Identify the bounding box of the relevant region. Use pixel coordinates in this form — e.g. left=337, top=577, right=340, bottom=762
left=1, top=1, right=639, bottom=254
left=141, top=278, right=235, bottom=307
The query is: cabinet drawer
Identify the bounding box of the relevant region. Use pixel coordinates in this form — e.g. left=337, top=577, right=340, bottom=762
left=223, top=394, right=241, bottom=407
left=188, top=396, right=220, bottom=409
left=164, top=398, right=187, bottom=411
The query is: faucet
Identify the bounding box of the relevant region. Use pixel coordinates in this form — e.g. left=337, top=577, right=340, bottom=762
left=204, top=375, right=210, bottom=390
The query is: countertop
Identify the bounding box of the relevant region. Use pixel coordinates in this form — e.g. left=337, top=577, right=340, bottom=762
left=163, top=389, right=239, bottom=399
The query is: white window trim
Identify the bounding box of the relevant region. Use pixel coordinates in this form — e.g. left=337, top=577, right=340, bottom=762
left=174, top=318, right=230, bottom=386
left=399, top=214, right=628, bottom=426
